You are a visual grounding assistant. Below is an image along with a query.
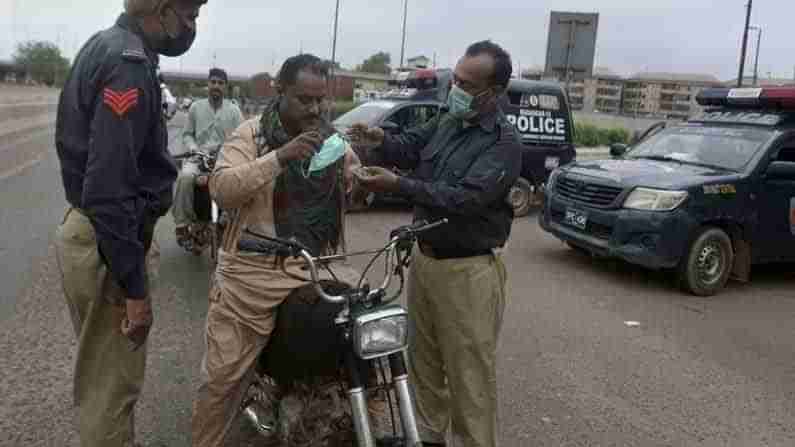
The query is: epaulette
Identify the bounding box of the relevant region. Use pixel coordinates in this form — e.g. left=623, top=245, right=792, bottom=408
left=120, top=32, right=148, bottom=63
left=122, top=48, right=148, bottom=63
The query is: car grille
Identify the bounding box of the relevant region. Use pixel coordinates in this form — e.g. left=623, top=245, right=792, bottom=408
left=555, top=176, right=623, bottom=207
left=550, top=209, right=613, bottom=240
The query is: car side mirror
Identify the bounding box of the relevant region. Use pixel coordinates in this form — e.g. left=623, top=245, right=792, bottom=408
left=766, top=161, right=795, bottom=180
left=379, top=120, right=400, bottom=133
left=610, top=143, right=628, bottom=158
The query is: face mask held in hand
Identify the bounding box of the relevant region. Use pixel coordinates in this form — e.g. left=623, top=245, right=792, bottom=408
left=303, top=133, right=346, bottom=177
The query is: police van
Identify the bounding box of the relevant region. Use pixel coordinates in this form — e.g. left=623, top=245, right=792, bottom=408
left=540, top=87, right=795, bottom=296
left=502, top=80, right=576, bottom=216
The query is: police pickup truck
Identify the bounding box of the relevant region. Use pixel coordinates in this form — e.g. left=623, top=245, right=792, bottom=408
left=540, top=87, right=795, bottom=296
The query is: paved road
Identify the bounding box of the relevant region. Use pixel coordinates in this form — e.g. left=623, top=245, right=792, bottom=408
left=2, top=106, right=795, bottom=447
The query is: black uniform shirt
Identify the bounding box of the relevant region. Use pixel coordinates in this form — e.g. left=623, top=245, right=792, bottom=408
left=377, top=108, right=523, bottom=254
left=56, top=14, right=176, bottom=299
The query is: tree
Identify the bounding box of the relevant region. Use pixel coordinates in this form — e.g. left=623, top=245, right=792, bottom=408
left=356, top=52, right=391, bottom=75
left=13, top=40, right=70, bottom=86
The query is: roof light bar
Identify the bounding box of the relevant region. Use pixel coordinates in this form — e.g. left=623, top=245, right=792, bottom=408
left=697, top=87, right=795, bottom=110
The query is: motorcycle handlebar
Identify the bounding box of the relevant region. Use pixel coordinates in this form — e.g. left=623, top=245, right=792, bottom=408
left=173, top=150, right=212, bottom=160
left=247, top=219, right=448, bottom=304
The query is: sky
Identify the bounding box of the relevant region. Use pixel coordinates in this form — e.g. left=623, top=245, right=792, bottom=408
left=0, top=0, right=792, bottom=82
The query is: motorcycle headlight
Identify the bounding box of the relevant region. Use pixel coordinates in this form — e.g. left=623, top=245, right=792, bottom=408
left=623, top=187, right=688, bottom=211
left=353, top=306, right=409, bottom=360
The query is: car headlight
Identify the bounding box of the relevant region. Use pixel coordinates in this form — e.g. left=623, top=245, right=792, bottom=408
left=354, top=306, right=409, bottom=360
left=623, top=187, right=688, bottom=211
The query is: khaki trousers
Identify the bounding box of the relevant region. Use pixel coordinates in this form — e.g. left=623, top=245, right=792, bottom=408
left=172, top=159, right=200, bottom=227
left=55, top=208, right=159, bottom=447
left=191, top=252, right=308, bottom=447
left=408, top=249, right=507, bottom=447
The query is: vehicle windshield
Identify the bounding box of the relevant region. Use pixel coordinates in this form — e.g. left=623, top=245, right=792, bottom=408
left=333, top=102, right=394, bottom=128
left=627, top=125, right=774, bottom=171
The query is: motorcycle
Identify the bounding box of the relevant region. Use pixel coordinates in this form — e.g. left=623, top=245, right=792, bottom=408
left=238, top=218, right=448, bottom=446
left=173, top=149, right=225, bottom=263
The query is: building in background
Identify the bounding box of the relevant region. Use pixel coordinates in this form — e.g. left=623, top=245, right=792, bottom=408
left=621, top=72, right=722, bottom=119
left=161, top=69, right=250, bottom=99
left=565, top=66, right=623, bottom=113
left=406, top=55, right=431, bottom=70
left=335, top=69, right=391, bottom=93
left=0, top=59, right=31, bottom=83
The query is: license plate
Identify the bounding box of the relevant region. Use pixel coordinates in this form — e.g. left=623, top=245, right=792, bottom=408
left=545, top=156, right=560, bottom=169
left=564, top=208, right=588, bottom=230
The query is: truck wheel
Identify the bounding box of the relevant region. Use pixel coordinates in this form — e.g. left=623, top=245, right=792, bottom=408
left=508, top=177, right=533, bottom=217
left=678, top=227, right=733, bottom=297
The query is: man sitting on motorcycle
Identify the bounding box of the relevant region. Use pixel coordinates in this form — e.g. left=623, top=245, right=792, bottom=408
left=173, top=67, right=243, bottom=248
left=191, top=53, right=360, bottom=447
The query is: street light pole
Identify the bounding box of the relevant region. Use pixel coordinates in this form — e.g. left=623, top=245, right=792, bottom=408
left=749, top=25, right=762, bottom=86
left=400, top=0, right=408, bottom=69
left=330, top=0, right=340, bottom=110
left=737, top=0, right=753, bottom=87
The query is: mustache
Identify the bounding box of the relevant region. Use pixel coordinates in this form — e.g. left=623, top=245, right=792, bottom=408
left=307, top=116, right=351, bottom=143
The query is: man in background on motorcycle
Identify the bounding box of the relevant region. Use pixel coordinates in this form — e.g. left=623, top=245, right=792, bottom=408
left=191, top=53, right=360, bottom=447
left=173, top=67, right=243, bottom=249
left=54, top=0, right=207, bottom=445
left=350, top=40, right=522, bottom=447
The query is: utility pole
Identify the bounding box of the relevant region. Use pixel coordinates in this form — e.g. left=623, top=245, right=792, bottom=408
left=737, top=0, right=753, bottom=87
left=749, top=25, right=762, bottom=86
left=400, top=0, right=408, bottom=69
left=329, top=0, right=340, bottom=117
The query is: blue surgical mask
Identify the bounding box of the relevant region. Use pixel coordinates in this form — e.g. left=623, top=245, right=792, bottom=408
left=446, top=84, right=475, bottom=120
left=447, top=84, right=494, bottom=121
left=303, top=133, right=346, bottom=177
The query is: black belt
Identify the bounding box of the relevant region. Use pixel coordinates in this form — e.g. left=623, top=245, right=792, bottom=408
left=237, top=238, right=282, bottom=255
left=418, top=242, right=492, bottom=260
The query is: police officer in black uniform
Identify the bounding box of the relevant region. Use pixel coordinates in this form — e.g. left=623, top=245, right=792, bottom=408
left=351, top=41, right=521, bottom=447
left=55, top=1, right=207, bottom=445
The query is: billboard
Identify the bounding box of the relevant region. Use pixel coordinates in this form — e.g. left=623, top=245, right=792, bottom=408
left=544, top=11, right=599, bottom=81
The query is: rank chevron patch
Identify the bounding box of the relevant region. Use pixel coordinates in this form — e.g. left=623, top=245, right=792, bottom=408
left=103, top=88, right=139, bottom=118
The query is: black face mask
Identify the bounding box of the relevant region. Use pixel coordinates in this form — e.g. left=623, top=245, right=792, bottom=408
left=154, top=7, right=196, bottom=57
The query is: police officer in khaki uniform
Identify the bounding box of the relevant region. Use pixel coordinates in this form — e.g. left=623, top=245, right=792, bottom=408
left=55, top=1, right=207, bottom=445
left=351, top=41, right=522, bottom=447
